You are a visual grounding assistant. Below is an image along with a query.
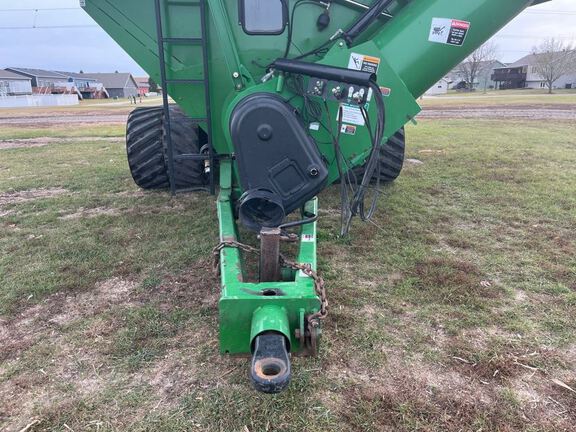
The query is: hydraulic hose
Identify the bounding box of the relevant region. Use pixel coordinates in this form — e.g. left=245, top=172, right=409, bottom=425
left=342, top=0, right=395, bottom=47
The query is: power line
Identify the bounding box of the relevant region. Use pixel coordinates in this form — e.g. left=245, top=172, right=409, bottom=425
left=525, top=10, right=576, bottom=15
left=0, top=8, right=83, bottom=12
left=494, top=34, right=575, bottom=40
left=0, top=25, right=98, bottom=30
left=0, top=7, right=95, bottom=29
left=1, top=6, right=576, bottom=14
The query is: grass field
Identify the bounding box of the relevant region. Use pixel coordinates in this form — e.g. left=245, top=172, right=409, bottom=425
left=1, top=100, right=575, bottom=431
left=421, top=89, right=576, bottom=107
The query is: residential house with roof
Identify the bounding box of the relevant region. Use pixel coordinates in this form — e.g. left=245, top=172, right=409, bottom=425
left=55, top=71, right=109, bottom=99
left=425, top=77, right=450, bottom=95
left=5, top=67, right=69, bottom=92
left=492, top=52, right=576, bottom=90
left=5, top=67, right=88, bottom=98
left=0, top=70, right=33, bottom=97
left=134, top=77, right=151, bottom=96
left=447, top=60, right=507, bottom=91
left=83, top=72, right=139, bottom=98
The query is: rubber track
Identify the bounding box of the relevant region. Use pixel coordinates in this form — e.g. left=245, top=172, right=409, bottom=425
left=353, top=127, right=406, bottom=183
left=125, top=105, right=205, bottom=190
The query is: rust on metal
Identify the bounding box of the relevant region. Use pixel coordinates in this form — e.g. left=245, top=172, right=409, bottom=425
left=252, top=358, right=288, bottom=380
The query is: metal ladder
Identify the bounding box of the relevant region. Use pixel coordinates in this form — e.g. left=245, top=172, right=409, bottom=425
left=153, top=0, right=216, bottom=195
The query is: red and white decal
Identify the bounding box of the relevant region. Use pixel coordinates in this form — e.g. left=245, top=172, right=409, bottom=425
left=429, top=18, right=470, bottom=47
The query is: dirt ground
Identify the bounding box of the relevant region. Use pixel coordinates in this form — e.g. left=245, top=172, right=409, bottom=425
left=0, top=137, right=124, bottom=150
left=0, top=114, right=129, bottom=127
left=1, top=100, right=575, bottom=127
left=419, top=104, right=576, bottom=120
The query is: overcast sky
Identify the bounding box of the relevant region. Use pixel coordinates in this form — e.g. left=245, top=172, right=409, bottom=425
left=0, top=0, right=575, bottom=76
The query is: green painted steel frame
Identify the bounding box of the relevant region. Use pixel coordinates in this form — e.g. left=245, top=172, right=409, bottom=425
left=216, top=160, right=321, bottom=355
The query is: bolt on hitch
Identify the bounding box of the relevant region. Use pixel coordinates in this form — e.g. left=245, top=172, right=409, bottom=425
left=250, top=332, right=291, bottom=394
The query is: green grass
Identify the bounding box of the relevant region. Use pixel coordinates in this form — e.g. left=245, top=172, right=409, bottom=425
left=1, top=111, right=575, bottom=431
left=0, top=124, right=124, bottom=140
left=443, top=89, right=576, bottom=96
left=422, top=89, right=576, bottom=106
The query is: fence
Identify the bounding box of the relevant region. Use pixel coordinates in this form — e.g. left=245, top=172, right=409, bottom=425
left=0, top=94, right=79, bottom=108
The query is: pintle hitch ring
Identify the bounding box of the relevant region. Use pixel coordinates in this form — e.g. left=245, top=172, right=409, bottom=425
left=250, top=332, right=291, bottom=394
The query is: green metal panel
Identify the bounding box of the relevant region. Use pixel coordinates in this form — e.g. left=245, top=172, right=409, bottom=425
left=372, top=0, right=535, bottom=98
left=82, top=0, right=372, bottom=156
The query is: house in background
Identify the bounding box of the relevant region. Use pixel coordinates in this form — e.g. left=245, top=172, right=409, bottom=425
left=134, top=77, right=151, bottom=96
left=425, top=77, right=450, bottom=96
left=0, top=70, right=33, bottom=97
left=56, top=72, right=109, bottom=99
left=5, top=67, right=70, bottom=93
left=492, top=52, right=576, bottom=90
left=83, top=72, right=139, bottom=98
left=562, top=74, right=576, bottom=89
left=0, top=68, right=78, bottom=108
left=447, top=60, right=507, bottom=91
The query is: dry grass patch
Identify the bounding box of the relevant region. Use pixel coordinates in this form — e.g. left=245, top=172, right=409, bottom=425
left=411, top=257, right=497, bottom=305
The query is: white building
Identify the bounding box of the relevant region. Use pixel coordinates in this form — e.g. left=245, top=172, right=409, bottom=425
left=447, top=60, right=507, bottom=91
left=0, top=70, right=33, bottom=97
left=425, top=78, right=450, bottom=95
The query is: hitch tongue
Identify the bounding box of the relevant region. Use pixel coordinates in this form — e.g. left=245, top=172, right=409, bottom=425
left=250, top=332, right=291, bottom=394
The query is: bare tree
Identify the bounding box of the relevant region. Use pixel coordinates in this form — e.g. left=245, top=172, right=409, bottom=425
left=457, top=42, right=498, bottom=91
left=531, top=38, right=576, bottom=94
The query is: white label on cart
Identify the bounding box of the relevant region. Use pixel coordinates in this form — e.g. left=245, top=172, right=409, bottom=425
left=309, top=122, right=320, bottom=131
left=348, top=53, right=381, bottom=74
left=338, top=103, right=365, bottom=126
left=302, top=234, right=315, bottom=242
left=429, top=18, right=470, bottom=46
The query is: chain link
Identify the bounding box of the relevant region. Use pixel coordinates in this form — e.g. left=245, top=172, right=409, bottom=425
left=279, top=254, right=328, bottom=323
left=212, top=240, right=260, bottom=275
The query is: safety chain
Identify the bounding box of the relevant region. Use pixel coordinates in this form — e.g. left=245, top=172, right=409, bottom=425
left=279, top=254, right=328, bottom=323
left=212, top=240, right=260, bottom=275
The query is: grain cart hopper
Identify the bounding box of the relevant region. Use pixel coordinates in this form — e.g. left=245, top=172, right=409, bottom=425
left=82, top=0, right=551, bottom=393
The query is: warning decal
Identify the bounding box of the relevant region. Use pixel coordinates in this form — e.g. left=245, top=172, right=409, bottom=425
left=428, top=18, right=470, bottom=47
left=348, top=53, right=381, bottom=74
left=380, top=87, right=391, bottom=97
left=338, top=104, right=365, bottom=126
left=340, top=124, right=357, bottom=136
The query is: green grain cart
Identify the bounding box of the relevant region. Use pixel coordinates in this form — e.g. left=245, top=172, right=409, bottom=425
left=82, top=0, right=551, bottom=393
